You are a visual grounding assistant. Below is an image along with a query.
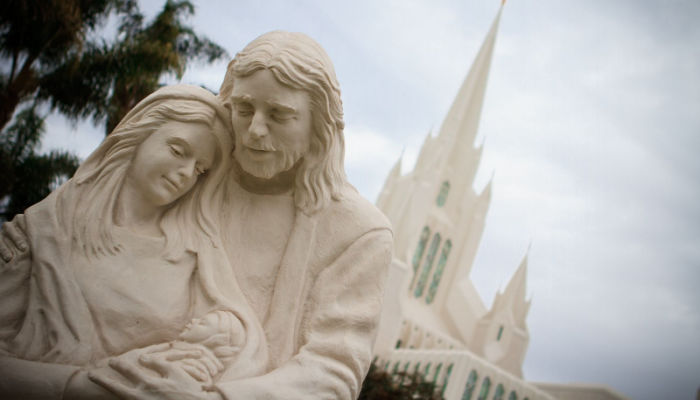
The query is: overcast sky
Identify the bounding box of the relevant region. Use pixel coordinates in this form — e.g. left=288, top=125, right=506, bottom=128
left=40, top=1, right=700, bottom=398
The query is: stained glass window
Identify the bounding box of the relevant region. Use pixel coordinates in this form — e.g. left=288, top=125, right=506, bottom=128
left=410, top=226, right=431, bottom=289
left=400, top=362, right=411, bottom=385
left=392, top=361, right=400, bottom=375
left=508, top=390, right=518, bottom=400
left=461, top=370, right=479, bottom=400
left=441, top=363, right=454, bottom=395
left=433, top=363, right=443, bottom=383
left=426, top=239, right=452, bottom=304
left=436, top=181, right=450, bottom=207
left=493, top=383, right=505, bottom=400
left=414, top=233, right=442, bottom=298
left=477, top=377, right=491, bottom=400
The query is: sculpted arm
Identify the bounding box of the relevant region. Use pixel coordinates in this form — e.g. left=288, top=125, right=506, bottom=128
left=0, top=214, right=31, bottom=343
left=0, top=356, right=118, bottom=400
left=216, top=228, right=393, bottom=400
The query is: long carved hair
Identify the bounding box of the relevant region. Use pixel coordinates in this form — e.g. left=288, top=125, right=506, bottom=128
left=66, top=86, right=232, bottom=259
left=219, top=30, right=348, bottom=214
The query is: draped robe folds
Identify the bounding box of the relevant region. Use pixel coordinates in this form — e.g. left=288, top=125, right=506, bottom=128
left=0, top=179, right=268, bottom=379
left=216, top=184, right=394, bottom=400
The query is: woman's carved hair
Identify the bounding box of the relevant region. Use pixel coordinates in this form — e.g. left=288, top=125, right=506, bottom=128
left=69, top=90, right=229, bottom=259
left=219, top=30, right=348, bottom=214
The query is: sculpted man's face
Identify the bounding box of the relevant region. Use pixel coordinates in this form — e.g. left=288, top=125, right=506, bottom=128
left=127, top=121, right=216, bottom=207
left=228, top=69, right=313, bottom=179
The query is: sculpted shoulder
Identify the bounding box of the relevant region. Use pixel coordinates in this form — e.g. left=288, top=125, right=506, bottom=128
left=312, top=183, right=393, bottom=247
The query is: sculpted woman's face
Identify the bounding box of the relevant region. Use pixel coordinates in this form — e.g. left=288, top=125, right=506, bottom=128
left=128, top=120, right=217, bottom=207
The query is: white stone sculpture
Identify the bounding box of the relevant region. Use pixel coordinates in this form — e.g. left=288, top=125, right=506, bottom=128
left=0, top=30, right=392, bottom=400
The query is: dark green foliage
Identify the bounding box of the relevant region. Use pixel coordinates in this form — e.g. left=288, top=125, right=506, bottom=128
left=39, top=0, right=228, bottom=133
left=0, top=106, right=79, bottom=219
left=0, top=0, right=134, bottom=131
left=0, top=0, right=227, bottom=220
left=359, top=361, right=445, bottom=400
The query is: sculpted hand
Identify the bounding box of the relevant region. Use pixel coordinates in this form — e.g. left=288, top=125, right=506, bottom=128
left=89, top=343, right=223, bottom=400
left=170, top=342, right=225, bottom=383
left=0, top=215, right=28, bottom=262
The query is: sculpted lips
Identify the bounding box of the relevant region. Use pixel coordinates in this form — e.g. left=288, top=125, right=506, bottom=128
left=163, top=176, right=180, bottom=191
left=245, top=144, right=276, bottom=160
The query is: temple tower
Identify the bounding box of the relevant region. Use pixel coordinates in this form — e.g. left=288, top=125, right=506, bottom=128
left=377, top=6, right=504, bottom=348
left=472, top=253, right=532, bottom=377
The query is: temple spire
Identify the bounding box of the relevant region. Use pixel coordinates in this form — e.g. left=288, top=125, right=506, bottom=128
left=376, top=151, right=403, bottom=210
left=501, top=251, right=531, bottom=328
left=440, top=6, right=503, bottom=171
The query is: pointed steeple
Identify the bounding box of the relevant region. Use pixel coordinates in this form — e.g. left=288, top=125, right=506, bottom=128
left=439, top=6, right=503, bottom=171
left=501, top=250, right=531, bottom=328
left=376, top=151, right=403, bottom=211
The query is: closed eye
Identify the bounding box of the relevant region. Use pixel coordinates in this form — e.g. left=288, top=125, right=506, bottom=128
left=271, top=110, right=296, bottom=123
left=234, top=102, right=254, bottom=117
left=169, top=144, right=184, bottom=157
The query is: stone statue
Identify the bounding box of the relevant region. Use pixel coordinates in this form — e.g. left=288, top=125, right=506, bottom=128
left=0, top=30, right=392, bottom=400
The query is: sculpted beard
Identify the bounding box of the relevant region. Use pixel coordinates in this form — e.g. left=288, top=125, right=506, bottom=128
left=234, top=138, right=305, bottom=179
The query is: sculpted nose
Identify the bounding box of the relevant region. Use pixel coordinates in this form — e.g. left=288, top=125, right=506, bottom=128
left=249, top=111, right=268, bottom=139
left=177, top=159, right=197, bottom=181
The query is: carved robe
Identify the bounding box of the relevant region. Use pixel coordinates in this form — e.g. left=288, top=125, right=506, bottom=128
left=217, top=185, right=393, bottom=399
left=0, top=180, right=267, bottom=377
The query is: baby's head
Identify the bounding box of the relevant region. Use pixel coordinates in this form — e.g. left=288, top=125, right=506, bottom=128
left=180, top=310, right=245, bottom=359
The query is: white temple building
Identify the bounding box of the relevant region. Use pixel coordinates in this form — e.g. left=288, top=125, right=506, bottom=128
left=371, top=5, right=628, bottom=400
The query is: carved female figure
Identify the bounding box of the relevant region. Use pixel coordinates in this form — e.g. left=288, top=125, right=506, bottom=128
left=0, top=85, right=266, bottom=399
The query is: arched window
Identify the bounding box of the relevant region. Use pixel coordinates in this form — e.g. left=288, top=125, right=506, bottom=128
left=400, top=361, right=411, bottom=385
left=411, top=226, right=431, bottom=275
left=414, top=233, right=442, bottom=298
left=436, top=181, right=450, bottom=207
left=424, top=362, right=432, bottom=379
left=414, top=362, right=421, bottom=376
left=432, top=363, right=443, bottom=383
left=461, top=370, right=479, bottom=400
left=493, top=383, right=505, bottom=400
left=426, top=239, right=452, bottom=304
left=392, top=361, right=400, bottom=375
left=497, top=325, right=504, bottom=341
left=441, top=363, right=454, bottom=396
left=477, top=377, right=491, bottom=400
left=508, top=390, right=518, bottom=400
left=395, top=339, right=402, bottom=349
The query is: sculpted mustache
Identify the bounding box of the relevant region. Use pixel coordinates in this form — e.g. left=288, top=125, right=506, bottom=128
left=243, top=140, right=276, bottom=152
